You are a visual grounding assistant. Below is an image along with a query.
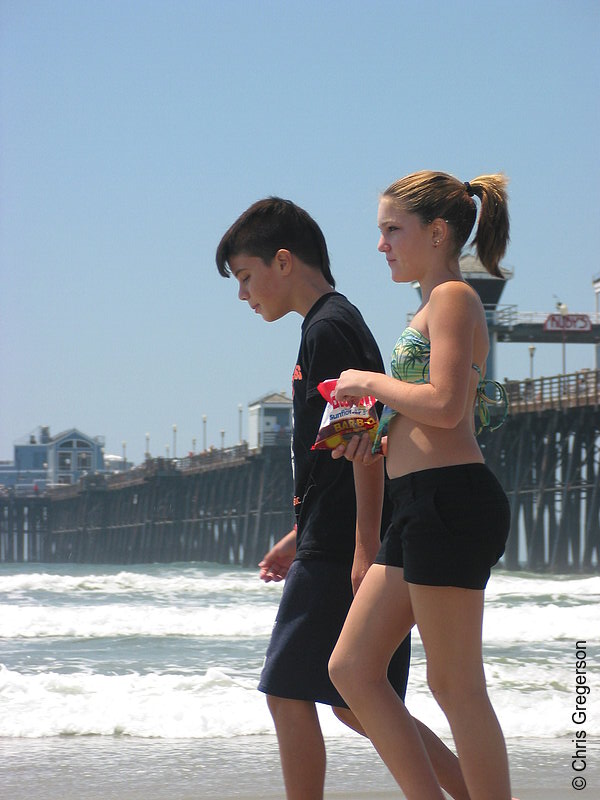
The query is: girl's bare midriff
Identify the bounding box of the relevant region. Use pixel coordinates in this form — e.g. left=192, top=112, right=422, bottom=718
left=384, top=375, right=485, bottom=480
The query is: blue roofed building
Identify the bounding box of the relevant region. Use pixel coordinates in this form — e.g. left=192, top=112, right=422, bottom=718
left=0, top=426, right=105, bottom=494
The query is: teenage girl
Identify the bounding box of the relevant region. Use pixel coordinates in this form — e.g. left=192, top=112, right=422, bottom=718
left=328, top=171, right=513, bottom=800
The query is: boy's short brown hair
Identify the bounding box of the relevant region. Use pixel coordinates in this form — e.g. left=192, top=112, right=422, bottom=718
left=216, top=197, right=335, bottom=288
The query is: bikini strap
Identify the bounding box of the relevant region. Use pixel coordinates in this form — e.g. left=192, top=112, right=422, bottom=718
left=472, top=366, right=509, bottom=434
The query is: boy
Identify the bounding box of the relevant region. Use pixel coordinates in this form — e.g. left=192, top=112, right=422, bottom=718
left=216, top=198, right=469, bottom=800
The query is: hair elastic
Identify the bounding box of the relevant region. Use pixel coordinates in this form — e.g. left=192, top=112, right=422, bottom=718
left=464, top=181, right=473, bottom=196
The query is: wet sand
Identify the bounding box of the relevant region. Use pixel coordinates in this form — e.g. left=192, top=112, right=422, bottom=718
left=0, top=734, right=594, bottom=799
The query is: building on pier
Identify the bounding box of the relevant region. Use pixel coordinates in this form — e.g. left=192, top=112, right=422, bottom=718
left=248, top=392, right=292, bottom=450
left=0, top=426, right=105, bottom=494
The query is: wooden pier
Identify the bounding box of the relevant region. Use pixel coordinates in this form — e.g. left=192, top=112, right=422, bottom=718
left=1, top=370, right=599, bottom=573
left=480, top=370, right=600, bottom=571
left=0, top=444, right=294, bottom=568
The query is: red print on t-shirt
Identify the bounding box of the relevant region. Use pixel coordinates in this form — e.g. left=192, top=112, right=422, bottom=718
left=292, top=364, right=302, bottom=397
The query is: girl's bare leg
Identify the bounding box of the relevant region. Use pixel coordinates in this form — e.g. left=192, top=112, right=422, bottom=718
left=329, top=565, right=445, bottom=800
left=333, top=706, right=471, bottom=800
left=409, top=583, right=512, bottom=800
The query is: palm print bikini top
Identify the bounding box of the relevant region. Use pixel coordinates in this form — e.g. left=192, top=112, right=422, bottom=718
left=371, top=327, right=508, bottom=454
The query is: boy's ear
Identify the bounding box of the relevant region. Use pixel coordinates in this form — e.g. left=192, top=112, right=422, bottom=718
left=274, top=249, right=293, bottom=275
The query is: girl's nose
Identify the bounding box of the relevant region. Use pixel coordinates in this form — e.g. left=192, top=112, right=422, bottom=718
left=238, top=284, right=248, bottom=301
left=378, top=235, right=389, bottom=253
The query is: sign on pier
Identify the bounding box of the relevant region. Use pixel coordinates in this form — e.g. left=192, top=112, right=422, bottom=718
left=543, top=313, right=592, bottom=332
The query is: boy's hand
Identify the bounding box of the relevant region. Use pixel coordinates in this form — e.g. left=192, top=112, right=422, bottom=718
left=259, top=528, right=297, bottom=582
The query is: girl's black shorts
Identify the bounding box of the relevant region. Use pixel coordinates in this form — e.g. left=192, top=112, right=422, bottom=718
left=374, top=463, right=510, bottom=590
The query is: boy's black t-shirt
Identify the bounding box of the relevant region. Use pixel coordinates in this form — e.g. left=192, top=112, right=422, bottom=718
left=292, top=292, right=388, bottom=565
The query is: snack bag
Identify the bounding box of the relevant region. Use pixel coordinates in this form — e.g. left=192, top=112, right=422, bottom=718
left=312, top=378, right=379, bottom=450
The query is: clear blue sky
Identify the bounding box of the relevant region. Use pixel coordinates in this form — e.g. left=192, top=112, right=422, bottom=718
left=1, top=0, right=599, bottom=465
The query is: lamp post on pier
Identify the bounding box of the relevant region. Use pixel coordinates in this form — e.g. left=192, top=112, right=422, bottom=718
left=202, top=415, right=207, bottom=452
left=528, top=344, right=536, bottom=379
left=556, top=301, right=568, bottom=375
left=172, top=424, right=177, bottom=460
left=238, top=404, right=243, bottom=445
left=594, top=276, right=600, bottom=371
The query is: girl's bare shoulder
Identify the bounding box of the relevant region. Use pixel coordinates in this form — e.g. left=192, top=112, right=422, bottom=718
left=431, top=279, right=477, bottom=298
left=429, top=280, right=481, bottom=314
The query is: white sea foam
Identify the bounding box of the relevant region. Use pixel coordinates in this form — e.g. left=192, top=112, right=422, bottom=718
left=487, top=572, right=600, bottom=603
left=0, top=568, right=280, bottom=599
left=1, top=594, right=583, bottom=645
left=1, top=566, right=597, bottom=743
left=0, top=664, right=273, bottom=738
left=404, top=674, right=594, bottom=740
left=482, top=601, right=598, bottom=643
left=0, top=602, right=277, bottom=639
left=1, top=653, right=595, bottom=741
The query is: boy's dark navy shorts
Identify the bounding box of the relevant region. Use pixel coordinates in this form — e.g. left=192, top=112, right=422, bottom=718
left=375, top=463, right=510, bottom=590
left=258, top=558, right=410, bottom=707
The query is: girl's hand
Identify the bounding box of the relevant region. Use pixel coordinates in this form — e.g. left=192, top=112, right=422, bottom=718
left=331, top=433, right=382, bottom=465
left=334, top=369, right=370, bottom=404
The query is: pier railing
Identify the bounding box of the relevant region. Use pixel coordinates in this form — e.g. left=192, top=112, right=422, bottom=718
left=489, top=305, right=600, bottom=328
left=503, top=369, right=599, bottom=415
left=44, top=445, right=259, bottom=497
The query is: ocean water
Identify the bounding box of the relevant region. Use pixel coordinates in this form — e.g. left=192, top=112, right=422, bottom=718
left=0, top=562, right=598, bottom=798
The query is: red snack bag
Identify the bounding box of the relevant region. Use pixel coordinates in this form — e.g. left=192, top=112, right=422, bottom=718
left=311, top=378, right=379, bottom=450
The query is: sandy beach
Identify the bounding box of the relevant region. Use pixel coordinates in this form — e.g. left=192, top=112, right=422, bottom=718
left=0, top=734, right=592, bottom=799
